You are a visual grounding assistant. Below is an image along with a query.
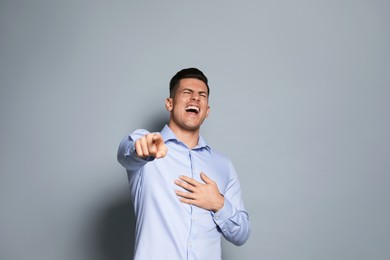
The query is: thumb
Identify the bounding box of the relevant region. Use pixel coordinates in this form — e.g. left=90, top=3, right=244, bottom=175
left=156, top=143, right=168, bottom=159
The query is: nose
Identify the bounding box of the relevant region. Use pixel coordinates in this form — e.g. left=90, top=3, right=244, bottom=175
left=191, top=93, right=200, bottom=101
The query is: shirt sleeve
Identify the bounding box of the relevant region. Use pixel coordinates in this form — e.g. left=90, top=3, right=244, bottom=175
left=211, top=161, right=251, bottom=246
left=117, top=129, right=155, bottom=172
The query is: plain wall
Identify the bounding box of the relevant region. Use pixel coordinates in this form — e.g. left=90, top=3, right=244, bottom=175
left=1, top=0, right=389, bottom=259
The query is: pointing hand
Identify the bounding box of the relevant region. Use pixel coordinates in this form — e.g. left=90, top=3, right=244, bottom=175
left=135, top=133, right=168, bottom=159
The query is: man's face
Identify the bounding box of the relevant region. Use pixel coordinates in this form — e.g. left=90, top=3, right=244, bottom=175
left=166, top=78, right=210, bottom=132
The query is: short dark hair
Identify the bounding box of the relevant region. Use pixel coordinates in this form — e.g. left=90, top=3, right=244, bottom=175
left=169, top=68, right=209, bottom=98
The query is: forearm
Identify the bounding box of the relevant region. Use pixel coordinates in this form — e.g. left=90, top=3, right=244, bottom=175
left=212, top=198, right=251, bottom=246
left=117, top=134, right=151, bottom=172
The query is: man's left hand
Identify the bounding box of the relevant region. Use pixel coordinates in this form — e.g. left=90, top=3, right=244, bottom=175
left=174, top=172, right=224, bottom=213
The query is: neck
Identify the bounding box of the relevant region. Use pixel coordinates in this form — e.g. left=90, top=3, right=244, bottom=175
left=168, top=122, right=200, bottom=149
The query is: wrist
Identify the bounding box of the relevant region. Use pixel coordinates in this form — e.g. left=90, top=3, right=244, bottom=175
left=212, top=194, right=225, bottom=213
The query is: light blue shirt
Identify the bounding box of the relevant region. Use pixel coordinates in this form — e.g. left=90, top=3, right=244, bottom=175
left=117, top=125, right=250, bottom=260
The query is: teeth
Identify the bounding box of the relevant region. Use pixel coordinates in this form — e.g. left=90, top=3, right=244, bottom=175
left=185, top=105, right=200, bottom=112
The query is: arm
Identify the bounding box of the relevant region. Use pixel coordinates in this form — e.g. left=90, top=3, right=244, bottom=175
left=211, top=170, right=251, bottom=246
left=117, top=129, right=168, bottom=172
left=174, top=165, right=251, bottom=246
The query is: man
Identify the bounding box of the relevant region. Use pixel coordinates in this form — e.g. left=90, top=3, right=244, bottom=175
left=117, top=68, right=250, bottom=259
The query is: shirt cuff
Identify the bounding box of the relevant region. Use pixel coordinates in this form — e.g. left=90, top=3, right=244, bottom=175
left=211, top=197, right=234, bottom=226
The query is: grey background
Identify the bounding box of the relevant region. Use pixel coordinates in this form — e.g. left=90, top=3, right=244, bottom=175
left=1, top=0, right=389, bottom=260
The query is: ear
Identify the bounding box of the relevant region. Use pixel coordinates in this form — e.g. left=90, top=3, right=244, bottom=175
left=165, top=98, right=173, bottom=111
left=205, top=105, right=210, bottom=118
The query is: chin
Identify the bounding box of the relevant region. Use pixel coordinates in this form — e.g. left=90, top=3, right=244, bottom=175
left=182, top=123, right=202, bottom=131
left=184, top=126, right=200, bottom=131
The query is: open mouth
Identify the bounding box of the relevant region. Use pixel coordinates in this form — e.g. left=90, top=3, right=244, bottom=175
left=185, top=105, right=200, bottom=114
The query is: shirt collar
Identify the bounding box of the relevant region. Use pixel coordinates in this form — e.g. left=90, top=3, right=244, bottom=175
left=160, top=124, right=210, bottom=151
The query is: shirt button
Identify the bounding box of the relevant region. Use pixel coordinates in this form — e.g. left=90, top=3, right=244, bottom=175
left=192, top=218, right=196, bottom=222
left=215, top=216, right=219, bottom=220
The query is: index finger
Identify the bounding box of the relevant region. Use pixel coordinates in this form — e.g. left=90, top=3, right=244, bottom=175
left=179, top=175, right=200, bottom=186
left=152, top=133, right=164, bottom=143
left=155, top=143, right=168, bottom=158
